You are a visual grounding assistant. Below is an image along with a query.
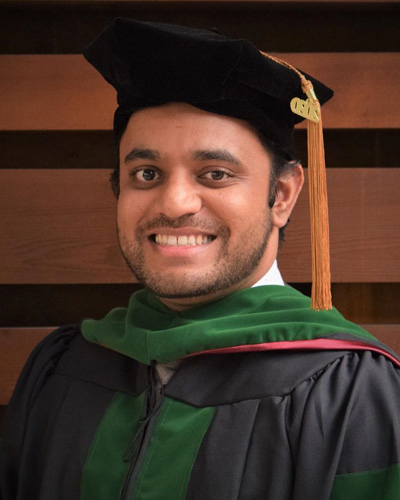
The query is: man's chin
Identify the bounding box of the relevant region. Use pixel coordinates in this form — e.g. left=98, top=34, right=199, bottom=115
left=144, top=281, right=223, bottom=300
left=141, top=269, right=249, bottom=301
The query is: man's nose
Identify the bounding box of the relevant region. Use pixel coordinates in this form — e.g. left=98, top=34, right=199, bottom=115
left=157, top=177, right=202, bottom=219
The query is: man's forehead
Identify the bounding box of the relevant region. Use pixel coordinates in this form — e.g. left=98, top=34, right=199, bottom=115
left=120, top=102, right=270, bottom=157
left=123, top=101, right=258, bottom=130
left=120, top=104, right=268, bottom=154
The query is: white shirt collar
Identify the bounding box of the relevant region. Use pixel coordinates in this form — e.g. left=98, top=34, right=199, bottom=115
left=251, top=260, right=285, bottom=288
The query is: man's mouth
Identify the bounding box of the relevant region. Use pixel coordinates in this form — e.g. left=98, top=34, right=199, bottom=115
left=151, top=234, right=216, bottom=246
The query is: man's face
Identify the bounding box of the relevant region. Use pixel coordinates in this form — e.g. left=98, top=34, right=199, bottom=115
left=118, top=102, right=281, bottom=309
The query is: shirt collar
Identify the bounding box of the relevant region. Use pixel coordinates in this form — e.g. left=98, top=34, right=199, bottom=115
left=252, top=260, right=285, bottom=288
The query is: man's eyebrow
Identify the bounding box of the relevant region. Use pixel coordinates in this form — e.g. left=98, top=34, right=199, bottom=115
left=124, top=148, right=161, bottom=163
left=192, top=149, right=241, bottom=165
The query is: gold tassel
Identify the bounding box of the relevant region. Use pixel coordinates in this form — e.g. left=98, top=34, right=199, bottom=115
left=306, top=97, right=332, bottom=310
left=260, top=51, right=332, bottom=310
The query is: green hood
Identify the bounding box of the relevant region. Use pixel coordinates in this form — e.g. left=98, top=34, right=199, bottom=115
left=81, top=285, right=376, bottom=365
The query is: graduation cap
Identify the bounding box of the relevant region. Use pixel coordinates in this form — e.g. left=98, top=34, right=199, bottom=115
left=84, top=18, right=333, bottom=311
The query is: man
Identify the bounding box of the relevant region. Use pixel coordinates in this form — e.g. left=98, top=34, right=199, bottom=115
left=1, top=18, right=400, bottom=500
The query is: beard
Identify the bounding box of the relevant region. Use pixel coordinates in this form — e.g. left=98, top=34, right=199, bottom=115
left=118, top=210, right=273, bottom=299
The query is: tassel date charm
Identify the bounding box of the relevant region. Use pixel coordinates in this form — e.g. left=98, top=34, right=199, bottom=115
left=290, top=97, right=320, bottom=123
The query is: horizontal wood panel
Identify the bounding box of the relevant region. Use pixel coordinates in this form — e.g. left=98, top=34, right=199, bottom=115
left=367, top=325, right=400, bottom=355
left=287, top=168, right=400, bottom=282
left=330, top=283, right=400, bottom=325
left=1, top=283, right=399, bottom=327
left=0, top=327, right=53, bottom=406
left=0, top=168, right=399, bottom=283
left=0, top=324, right=398, bottom=405
left=3, top=130, right=400, bottom=170
left=3, top=4, right=399, bottom=55
left=1, top=53, right=399, bottom=130
left=0, top=55, right=114, bottom=131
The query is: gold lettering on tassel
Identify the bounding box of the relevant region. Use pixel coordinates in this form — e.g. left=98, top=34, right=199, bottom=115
left=290, top=97, right=320, bottom=123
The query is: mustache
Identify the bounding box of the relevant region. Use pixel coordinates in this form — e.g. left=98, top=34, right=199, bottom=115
left=137, top=214, right=229, bottom=235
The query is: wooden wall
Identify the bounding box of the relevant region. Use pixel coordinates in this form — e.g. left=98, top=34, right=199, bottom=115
left=1, top=0, right=399, bottom=419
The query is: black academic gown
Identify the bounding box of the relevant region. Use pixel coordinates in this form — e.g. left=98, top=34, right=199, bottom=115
left=1, top=324, right=400, bottom=499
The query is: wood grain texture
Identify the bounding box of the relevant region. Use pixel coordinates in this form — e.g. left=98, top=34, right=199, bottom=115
left=0, top=327, right=53, bottom=405
left=1, top=53, right=399, bottom=130
left=367, top=325, right=400, bottom=356
left=0, top=168, right=399, bottom=284
left=331, top=283, right=400, bottom=325
left=286, top=168, right=400, bottom=283
left=0, top=324, right=398, bottom=405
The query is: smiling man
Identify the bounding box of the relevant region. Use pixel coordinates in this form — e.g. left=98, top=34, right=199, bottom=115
left=1, top=18, right=400, bottom=500
left=116, top=102, right=301, bottom=308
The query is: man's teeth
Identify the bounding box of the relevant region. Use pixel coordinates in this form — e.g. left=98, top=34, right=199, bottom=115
left=154, top=234, right=213, bottom=246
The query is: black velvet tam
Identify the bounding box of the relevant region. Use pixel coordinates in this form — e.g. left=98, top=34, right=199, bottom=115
left=84, top=18, right=333, bottom=158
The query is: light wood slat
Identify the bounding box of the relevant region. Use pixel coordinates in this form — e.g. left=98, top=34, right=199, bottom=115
left=0, top=55, right=115, bottom=131
left=0, top=324, right=398, bottom=405
left=0, top=168, right=399, bottom=284
left=1, top=53, right=399, bottom=130
left=282, top=52, right=400, bottom=129
left=287, top=168, right=400, bottom=282
left=0, top=327, right=53, bottom=405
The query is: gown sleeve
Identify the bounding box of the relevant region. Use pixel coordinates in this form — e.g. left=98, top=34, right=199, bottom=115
left=286, top=350, right=400, bottom=500
left=0, top=325, right=79, bottom=500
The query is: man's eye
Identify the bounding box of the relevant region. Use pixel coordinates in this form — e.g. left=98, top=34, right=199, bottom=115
left=134, top=169, right=160, bottom=182
left=202, top=170, right=230, bottom=181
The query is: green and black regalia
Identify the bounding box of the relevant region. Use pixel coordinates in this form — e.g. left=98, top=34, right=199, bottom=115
left=1, top=285, right=400, bottom=499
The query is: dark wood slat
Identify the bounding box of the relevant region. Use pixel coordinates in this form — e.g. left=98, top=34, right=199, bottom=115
left=1, top=283, right=399, bottom=327
left=331, top=283, right=400, bottom=325
left=3, top=130, right=400, bottom=170
left=0, top=284, right=143, bottom=327
left=1, top=53, right=399, bottom=130
left=367, top=325, right=400, bottom=355
left=0, top=323, right=398, bottom=405
left=2, top=3, right=399, bottom=55
left=0, top=168, right=399, bottom=284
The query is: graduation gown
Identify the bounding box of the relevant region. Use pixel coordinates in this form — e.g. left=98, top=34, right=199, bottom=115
left=1, top=285, right=400, bottom=499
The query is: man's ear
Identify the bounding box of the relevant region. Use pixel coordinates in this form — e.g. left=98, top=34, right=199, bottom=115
left=271, top=164, right=304, bottom=228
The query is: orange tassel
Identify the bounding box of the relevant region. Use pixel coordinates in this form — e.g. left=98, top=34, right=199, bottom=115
left=307, top=104, right=332, bottom=310
left=260, top=51, right=332, bottom=310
